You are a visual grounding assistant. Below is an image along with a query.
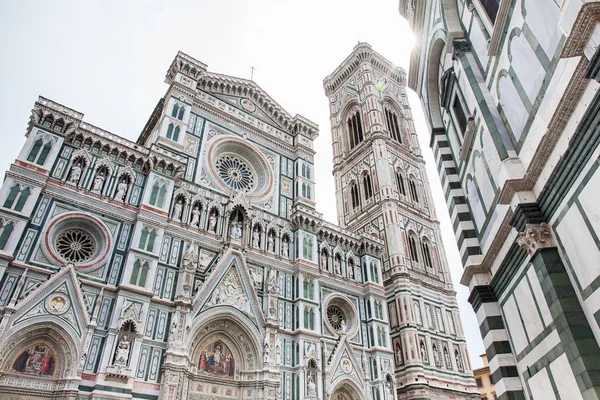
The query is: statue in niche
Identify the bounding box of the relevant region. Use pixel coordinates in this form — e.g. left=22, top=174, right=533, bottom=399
left=263, top=343, right=270, bottom=366
left=114, top=335, right=131, bottom=366
left=172, top=198, right=183, bottom=221
left=252, top=226, right=260, bottom=248
left=340, top=319, right=347, bottom=334
left=91, top=170, right=106, bottom=194
left=276, top=342, right=281, bottom=366
left=321, top=252, right=328, bottom=271
left=208, top=210, right=218, bottom=232
left=386, top=380, right=394, bottom=398
left=348, top=264, right=354, bottom=279
left=334, top=256, right=341, bottom=275
left=267, top=231, right=275, bottom=252
left=307, top=376, right=317, bottom=397
left=433, top=345, right=440, bottom=366
left=281, top=236, right=289, bottom=257
left=420, top=342, right=427, bottom=362
left=444, top=348, right=451, bottom=368
left=455, top=351, right=463, bottom=370
left=68, top=161, right=83, bottom=185
left=115, top=177, right=128, bottom=202
left=191, top=206, right=201, bottom=227
left=230, top=218, right=242, bottom=240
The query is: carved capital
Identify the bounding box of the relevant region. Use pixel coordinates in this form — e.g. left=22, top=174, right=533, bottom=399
left=516, top=223, right=556, bottom=255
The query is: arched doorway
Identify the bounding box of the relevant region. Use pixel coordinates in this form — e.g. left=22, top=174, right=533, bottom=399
left=0, top=323, right=80, bottom=399
left=331, top=379, right=365, bottom=400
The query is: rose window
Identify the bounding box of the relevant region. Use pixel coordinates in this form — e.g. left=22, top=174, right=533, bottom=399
left=327, top=305, right=346, bottom=332
left=55, top=229, right=96, bottom=263
left=216, top=155, right=256, bottom=192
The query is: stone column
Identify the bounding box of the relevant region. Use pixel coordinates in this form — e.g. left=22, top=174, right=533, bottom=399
left=517, top=223, right=600, bottom=399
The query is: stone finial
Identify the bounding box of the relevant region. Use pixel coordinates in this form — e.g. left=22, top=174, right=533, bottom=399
left=516, top=223, right=556, bottom=255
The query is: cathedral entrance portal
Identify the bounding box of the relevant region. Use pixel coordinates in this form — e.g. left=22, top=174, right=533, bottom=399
left=330, top=380, right=365, bottom=400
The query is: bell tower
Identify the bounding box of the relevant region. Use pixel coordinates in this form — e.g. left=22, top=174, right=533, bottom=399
left=324, top=43, right=478, bottom=399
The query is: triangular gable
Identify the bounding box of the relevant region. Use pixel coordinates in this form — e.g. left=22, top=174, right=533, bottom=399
left=11, top=265, right=91, bottom=340
left=210, top=93, right=288, bottom=131
left=192, top=249, right=265, bottom=328
left=328, top=336, right=366, bottom=384
left=197, top=72, right=318, bottom=139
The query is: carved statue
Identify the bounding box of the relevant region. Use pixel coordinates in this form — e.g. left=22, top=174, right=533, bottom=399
left=455, top=351, right=463, bottom=370
left=114, top=335, right=131, bottom=365
left=252, top=227, right=260, bottom=248
left=307, top=376, right=317, bottom=397
left=267, top=232, right=275, bottom=252
left=321, top=252, right=328, bottom=270
left=263, top=343, right=270, bottom=366
left=208, top=211, right=217, bottom=232
left=348, top=264, right=354, bottom=279
left=267, top=269, right=278, bottom=293
left=420, top=343, right=427, bottom=362
left=68, top=161, right=82, bottom=185
left=92, top=171, right=106, bottom=194
left=79, top=353, right=87, bottom=370
left=444, top=348, right=451, bottom=368
left=191, top=206, right=201, bottom=227
left=281, top=237, right=289, bottom=257
left=231, top=218, right=242, bottom=239
left=386, top=380, right=394, bottom=398
left=340, top=319, right=347, bottom=334
left=334, top=256, right=341, bottom=275
left=115, top=179, right=128, bottom=202
left=173, top=198, right=183, bottom=221
left=183, top=244, right=197, bottom=268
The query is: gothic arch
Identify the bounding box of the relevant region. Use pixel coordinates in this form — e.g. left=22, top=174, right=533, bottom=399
left=330, top=378, right=366, bottom=400
left=0, top=321, right=80, bottom=380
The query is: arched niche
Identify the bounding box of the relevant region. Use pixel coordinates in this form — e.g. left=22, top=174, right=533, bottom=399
left=0, top=322, right=80, bottom=398
left=426, top=37, right=447, bottom=130
left=330, top=378, right=366, bottom=400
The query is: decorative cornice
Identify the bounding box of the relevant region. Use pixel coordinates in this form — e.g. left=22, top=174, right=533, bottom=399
left=561, top=2, right=600, bottom=58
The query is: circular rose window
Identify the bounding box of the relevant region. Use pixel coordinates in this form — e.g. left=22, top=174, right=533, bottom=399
left=42, top=212, right=112, bottom=270
left=327, top=305, right=346, bottom=332
left=205, top=136, right=274, bottom=201
left=216, top=155, right=256, bottom=192
left=323, top=294, right=359, bottom=337
left=55, top=229, right=96, bottom=263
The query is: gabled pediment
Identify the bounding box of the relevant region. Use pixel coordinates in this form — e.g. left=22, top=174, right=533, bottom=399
left=192, top=249, right=265, bottom=328
left=328, top=336, right=366, bottom=384
left=10, top=265, right=91, bottom=340
left=197, top=72, right=318, bottom=139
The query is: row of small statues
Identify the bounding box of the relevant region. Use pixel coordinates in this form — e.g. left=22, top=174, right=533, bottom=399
left=67, top=161, right=129, bottom=201
left=321, top=252, right=355, bottom=279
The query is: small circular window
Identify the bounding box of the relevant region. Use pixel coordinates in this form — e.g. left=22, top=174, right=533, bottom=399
left=55, top=229, right=96, bottom=263
left=327, top=305, right=346, bottom=332
left=215, top=155, right=256, bottom=192
left=42, top=212, right=112, bottom=270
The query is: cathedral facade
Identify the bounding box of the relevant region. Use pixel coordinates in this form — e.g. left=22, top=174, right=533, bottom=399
left=0, top=49, right=475, bottom=400
left=399, top=0, right=600, bottom=399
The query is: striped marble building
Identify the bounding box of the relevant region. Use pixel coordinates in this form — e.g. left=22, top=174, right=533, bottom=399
left=399, top=0, right=600, bottom=399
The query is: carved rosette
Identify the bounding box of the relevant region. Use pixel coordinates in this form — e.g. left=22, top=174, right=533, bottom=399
left=516, top=223, right=556, bottom=255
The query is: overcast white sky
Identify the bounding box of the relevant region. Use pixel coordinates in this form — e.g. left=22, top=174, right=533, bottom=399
left=0, top=0, right=484, bottom=368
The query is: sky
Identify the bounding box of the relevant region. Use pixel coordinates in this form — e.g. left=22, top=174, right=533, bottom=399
left=0, top=0, right=484, bottom=368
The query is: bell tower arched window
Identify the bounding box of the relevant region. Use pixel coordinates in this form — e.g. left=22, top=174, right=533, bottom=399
left=350, top=182, right=360, bottom=211
left=409, top=179, right=419, bottom=203
left=396, top=172, right=407, bottom=197
left=422, top=240, right=434, bottom=269
left=408, top=233, right=419, bottom=262
left=27, top=139, right=52, bottom=166
left=384, top=107, right=403, bottom=143
left=346, top=110, right=364, bottom=150
left=362, top=173, right=373, bottom=200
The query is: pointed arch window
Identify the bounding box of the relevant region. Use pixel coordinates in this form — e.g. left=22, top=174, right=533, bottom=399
left=306, top=185, right=311, bottom=200
left=350, top=182, right=360, bottom=211
left=131, top=260, right=150, bottom=287
left=384, top=107, right=403, bottom=143
left=171, top=103, right=179, bottom=118
left=408, top=234, right=419, bottom=263
left=346, top=110, right=364, bottom=150
left=138, top=227, right=157, bottom=252
left=0, top=221, right=14, bottom=250
left=173, top=126, right=180, bottom=141
left=362, top=173, right=373, bottom=200
left=422, top=240, right=434, bottom=269
left=409, top=179, right=419, bottom=203
left=4, top=185, right=30, bottom=212
left=42, top=116, right=53, bottom=127
left=396, top=172, right=407, bottom=197
left=302, top=183, right=307, bottom=198
left=149, top=182, right=167, bottom=208
left=27, top=139, right=52, bottom=166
